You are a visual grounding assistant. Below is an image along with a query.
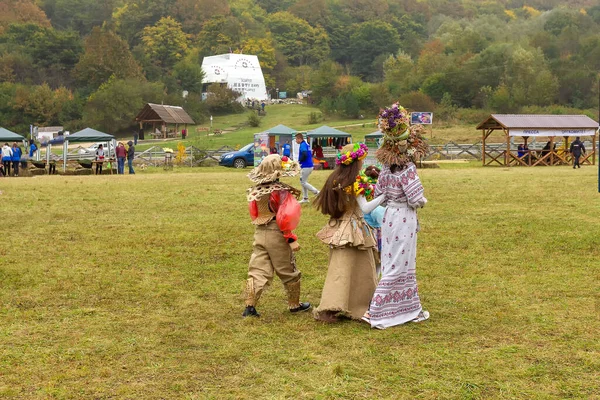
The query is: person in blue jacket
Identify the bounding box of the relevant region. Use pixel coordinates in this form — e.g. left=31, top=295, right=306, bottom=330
left=11, top=142, right=22, bottom=177
left=29, top=140, right=38, bottom=158
left=282, top=141, right=291, bottom=157
left=295, top=133, right=319, bottom=203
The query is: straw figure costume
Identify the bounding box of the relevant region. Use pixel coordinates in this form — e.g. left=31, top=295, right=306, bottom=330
left=243, top=154, right=311, bottom=317
left=366, top=103, right=430, bottom=329
left=313, top=143, right=386, bottom=323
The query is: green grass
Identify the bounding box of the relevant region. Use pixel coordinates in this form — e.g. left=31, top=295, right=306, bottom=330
left=131, top=104, right=497, bottom=152
left=1, top=165, right=599, bottom=399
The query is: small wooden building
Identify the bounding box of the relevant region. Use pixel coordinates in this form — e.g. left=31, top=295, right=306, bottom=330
left=477, top=114, right=598, bottom=167
left=135, top=103, right=195, bottom=139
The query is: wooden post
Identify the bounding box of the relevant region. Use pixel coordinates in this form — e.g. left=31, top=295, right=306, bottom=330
left=505, top=128, right=510, bottom=166
left=593, top=133, right=596, bottom=166
left=550, top=136, right=555, bottom=166
left=481, top=129, right=485, bottom=166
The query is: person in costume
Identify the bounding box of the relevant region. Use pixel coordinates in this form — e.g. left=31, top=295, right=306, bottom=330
left=366, top=103, right=430, bottom=329
left=360, top=165, right=385, bottom=276
left=313, top=143, right=386, bottom=323
left=243, top=154, right=311, bottom=317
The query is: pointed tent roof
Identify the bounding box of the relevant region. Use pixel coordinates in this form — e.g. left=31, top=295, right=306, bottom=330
left=136, top=103, right=195, bottom=124
left=307, top=125, right=351, bottom=138
left=262, top=124, right=297, bottom=136
left=365, top=130, right=382, bottom=138
left=0, top=127, right=26, bottom=141
left=67, top=128, right=115, bottom=142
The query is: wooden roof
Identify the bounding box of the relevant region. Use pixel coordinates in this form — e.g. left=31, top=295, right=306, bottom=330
left=136, top=103, right=195, bottom=124
left=477, top=114, right=598, bottom=130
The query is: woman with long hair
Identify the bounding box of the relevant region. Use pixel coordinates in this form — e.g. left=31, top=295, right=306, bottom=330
left=366, top=103, right=430, bottom=329
left=313, top=143, right=386, bottom=323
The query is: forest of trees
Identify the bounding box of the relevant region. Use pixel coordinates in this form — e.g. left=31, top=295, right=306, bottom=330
left=0, top=0, right=599, bottom=133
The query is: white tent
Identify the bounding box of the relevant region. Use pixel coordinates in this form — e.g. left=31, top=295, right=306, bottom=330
left=201, top=54, right=268, bottom=101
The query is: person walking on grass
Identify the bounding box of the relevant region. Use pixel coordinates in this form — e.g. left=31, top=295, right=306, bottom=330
left=2, top=143, right=13, bottom=177
left=115, top=142, right=127, bottom=174
left=570, top=137, right=586, bottom=169
left=242, top=154, right=311, bottom=317
left=295, top=133, right=319, bottom=204
left=365, top=103, right=430, bottom=329
left=312, top=143, right=384, bottom=323
left=11, top=142, right=22, bottom=177
left=127, top=141, right=135, bottom=174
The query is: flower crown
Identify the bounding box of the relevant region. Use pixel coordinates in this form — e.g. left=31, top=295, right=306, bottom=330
left=336, top=143, right=368, bottom=166
left=378, top=103, right=410, bottom=139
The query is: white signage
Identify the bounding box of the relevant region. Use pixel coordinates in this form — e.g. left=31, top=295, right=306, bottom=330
left=509, top=129, right=598, bottom=137
left=201, top=54, right=268, bottom=101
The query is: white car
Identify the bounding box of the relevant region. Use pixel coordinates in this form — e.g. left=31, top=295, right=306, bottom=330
left=78, top=142, right=115, bottom=156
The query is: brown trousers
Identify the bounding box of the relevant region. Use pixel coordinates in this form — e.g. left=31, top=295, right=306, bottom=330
left=246, top=221, right=301, bottom=305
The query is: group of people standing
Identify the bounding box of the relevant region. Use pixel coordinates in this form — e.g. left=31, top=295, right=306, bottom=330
left=242, top=104, right=431, bottom=329
left=1, top=142, right=23, bottom=177
left=95, top=141, right=135, bottom=175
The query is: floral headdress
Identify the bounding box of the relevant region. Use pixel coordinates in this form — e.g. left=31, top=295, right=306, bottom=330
left=376, top=103, right=429, bottom=167
left=336, top=143, right=368, bottom=166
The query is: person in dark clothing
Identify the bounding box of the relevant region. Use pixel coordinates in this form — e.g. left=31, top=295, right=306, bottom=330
left=569, top=137, right=586, bottom=169
left=127, top=141, right=135, bottom=174
left=540, top=139, right=556, bottom=158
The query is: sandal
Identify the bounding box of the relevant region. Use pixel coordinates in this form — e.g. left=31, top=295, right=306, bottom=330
left=411, top=310, right=430, bottom=323
left=361, top=311, right=371, bottom=324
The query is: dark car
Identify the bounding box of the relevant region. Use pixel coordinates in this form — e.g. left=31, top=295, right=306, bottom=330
left=219, top=143, right=254, bottom=168
left=41, top=134, right=66, bottom=147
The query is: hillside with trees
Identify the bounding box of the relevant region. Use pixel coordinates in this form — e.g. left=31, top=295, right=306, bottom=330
left=0, top=0, right=599, bottom=133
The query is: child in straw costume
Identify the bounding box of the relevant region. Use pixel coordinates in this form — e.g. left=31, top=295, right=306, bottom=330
left=366, top=103, right=430, bottom=329
left=243, top=154, right=311, bottom=317
left=313, top=143, right=386, bottom=322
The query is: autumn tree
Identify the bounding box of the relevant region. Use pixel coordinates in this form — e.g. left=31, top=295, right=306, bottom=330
left=0, top=0, right=50, bottom=34
left=267, top=12, right=330, bottom=66
left=41, top=0, right=118, bottom=35
left=141, top=17, right=189, bottom=70
left=83, top=78, right=164, bottom=132
left=74, top=27, right=143, bottom=90
left=349, top=21, right=400, bottom=80
left=171, top=0, right=231, bottom=34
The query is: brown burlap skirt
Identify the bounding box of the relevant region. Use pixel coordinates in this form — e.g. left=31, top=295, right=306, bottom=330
left=314, top=246, right=377, bottom=320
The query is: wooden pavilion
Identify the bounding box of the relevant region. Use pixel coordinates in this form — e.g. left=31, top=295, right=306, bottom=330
left=477, top=114, right=599, bottom=167
left=135, top=103, right=194, bottom=139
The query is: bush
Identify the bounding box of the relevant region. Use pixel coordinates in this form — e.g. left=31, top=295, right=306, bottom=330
left=247, top=111, right=260, bottom=127
left=307, top=111, right=321, bottom=124
left=397, top=91, right=436, bottom=113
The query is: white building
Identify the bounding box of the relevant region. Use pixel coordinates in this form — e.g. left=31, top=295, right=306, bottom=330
left=201, top=54, right=268, bottom=101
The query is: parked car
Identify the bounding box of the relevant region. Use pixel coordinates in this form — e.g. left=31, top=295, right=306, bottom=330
left=219, top=143, right=254, bottom=168
left=40, top=134, right=68, bottom=147
left=78, top=142, right=115, bottom=156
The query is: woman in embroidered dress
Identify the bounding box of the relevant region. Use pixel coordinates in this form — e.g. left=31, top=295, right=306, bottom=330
left=242, top=154, right=311, bottom=317
left=366, top=103, right=430, bottom=329
left=313, top=143, right=386, bottom=323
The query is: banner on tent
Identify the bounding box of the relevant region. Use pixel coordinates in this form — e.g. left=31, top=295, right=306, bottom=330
left=509, top=128, right=597, bottom=137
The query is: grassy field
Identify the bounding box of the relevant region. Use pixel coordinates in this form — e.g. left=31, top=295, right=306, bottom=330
left=1, top=164, right=599, bottom=399
left=131, top=104, right=494, bottom=152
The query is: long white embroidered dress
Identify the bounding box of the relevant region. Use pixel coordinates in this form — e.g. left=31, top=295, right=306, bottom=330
left=369, top=162, right=427, bottom=329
